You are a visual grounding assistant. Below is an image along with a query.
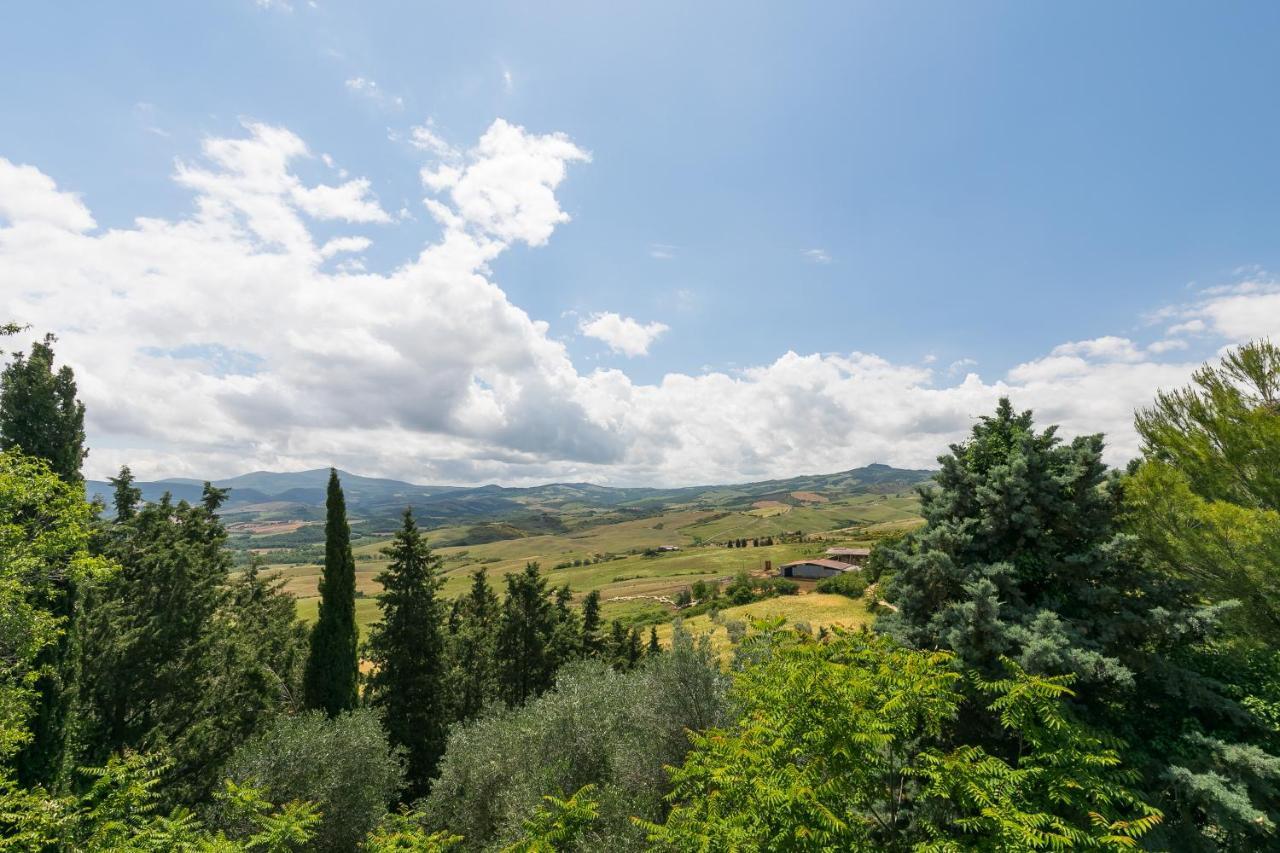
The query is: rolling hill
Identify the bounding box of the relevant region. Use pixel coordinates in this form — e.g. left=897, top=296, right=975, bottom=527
left=86, top=463, right=934, bottom=534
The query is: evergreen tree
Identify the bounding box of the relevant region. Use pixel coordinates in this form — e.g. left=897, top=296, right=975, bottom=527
left=1, top=336, right=87, bottom=786
left=1, top=452, right=106, bottom=789
left=495, top=563, right=556, bottom=706
left=580, top=590, right=603, bottom=657
left=879, top=397, right=1276, bottom=849
left=108, top=465, right=141, bottom=521
left=365, top=509, right=447, bottom=800
left=0, top=334, right=87, bottom=483
left=548, top=583, right=582, bottom=668
left=647, top=626, right=660, bottom=656
left=303, top=469, right=359, bottom=717
left=1131, top=339, right=1280, bottom=643
left=77, top=482, right=301, bottom=802
left=446, top=568, right=499, bottom=721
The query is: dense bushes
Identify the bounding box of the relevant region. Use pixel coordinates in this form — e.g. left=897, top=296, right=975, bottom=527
left=423, top=622, right=728, bottom=850
left=219, top=709, right=404, bottom=852
left=815, top=570, right=868, bottom=598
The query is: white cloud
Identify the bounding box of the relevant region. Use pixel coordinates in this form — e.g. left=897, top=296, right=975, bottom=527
left=3, top=120, right=1279, bottom=487
left=1050, top=336, right=1144, bottom=362
left=319, top=236, right=372, bottom=258
left=502, top=68, right=514, bottom=93
left=1147, top=339, right=1188, bottom=355
left=420, top=118, right=590, bottom=247
left=345, top=77, right=404, bottom=111
left=649, top=243, right=677, bottom=260
left=0, top=159, right=96, bottom=232
left=1167, top=318, right=1206, bottom=336
left=408, top=122, right=459, bottom=160
left=579, top=312, right=670, bottom=357
left=803, top=248, right=831, bottom=264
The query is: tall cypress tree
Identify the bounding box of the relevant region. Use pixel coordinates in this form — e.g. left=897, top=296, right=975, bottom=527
left=303, top=469, right=359, bottom=717
left=366, top=509, right=446, bottom=800
left=0, top=333, right=87, bottom=483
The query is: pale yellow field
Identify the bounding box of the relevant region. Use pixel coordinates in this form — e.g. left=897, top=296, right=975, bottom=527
left=655, top=592, right=872, bottom=657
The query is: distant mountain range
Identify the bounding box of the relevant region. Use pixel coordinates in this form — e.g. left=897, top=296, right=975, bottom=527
left=86, top=464, right=935, bottom=533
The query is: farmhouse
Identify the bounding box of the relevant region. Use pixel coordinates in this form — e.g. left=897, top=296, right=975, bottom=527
left=825, top=547, right=871, bottom=566
left=779, top=558, right=856, bottom=579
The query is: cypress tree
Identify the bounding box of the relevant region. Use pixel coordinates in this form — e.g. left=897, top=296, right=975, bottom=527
left=0, top=333, right=87, bottom=483
left=446, top=568, right=500, bottom=721
left=495, top=562, right=556, bottom=706
left=303, top=469, right=359, bottom=716
left=647, top=625, right=661, bottom=656
left=366, top=509, right=446, bottom=800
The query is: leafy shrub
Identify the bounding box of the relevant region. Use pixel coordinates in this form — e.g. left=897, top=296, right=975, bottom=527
left=219, top=709, right=404, bottom=853
left=816, top=570, right=868, bottom=599
left=424, top=624, right=728, bottom=851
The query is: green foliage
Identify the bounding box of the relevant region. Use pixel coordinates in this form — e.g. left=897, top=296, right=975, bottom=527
left=303, top=470, right=359, bottom=717
left=0, top=334, right=86, bottom=484
left=879, top=395, right=1279, bottom=849
left=76, top=483, right=305, bottom=803
left=425, top=623, right=728, bottom=850
left=815, top=570, right=868, bottom=599
left=642, top=628, right=1159, bottom=851
left=444, top=568, right=500, bottom=722
left=496, top=563, right=557, bottom=706
left=0, top=452, right=108, bottom=785
left=364, top=807, right=462, bottom=852
left=1130, top=339, right=1280, bottom=643
left=0, top=751, right=319, bottom=851
left=220, top=709, right=404, bottom=853
left=502, top=784, right=600, bottom=852
left=366, top=509, right=447, bottom=801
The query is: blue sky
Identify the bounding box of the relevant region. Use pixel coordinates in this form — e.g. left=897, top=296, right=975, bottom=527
left=3, top=2, right=1280, bottom=484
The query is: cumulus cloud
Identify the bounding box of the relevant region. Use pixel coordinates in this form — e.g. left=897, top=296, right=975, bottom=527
left=579, top=312, right=670, bottom=357
left=3, top=119, right=1278, bottom=487
left=420, top=119, right=590, bottom=246
left=0, top=159, right=96, bottom=232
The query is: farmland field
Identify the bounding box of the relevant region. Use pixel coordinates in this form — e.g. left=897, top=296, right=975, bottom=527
left=262, top=489, right=923, bottom=637
left=654, top=592, right=873, bottom=657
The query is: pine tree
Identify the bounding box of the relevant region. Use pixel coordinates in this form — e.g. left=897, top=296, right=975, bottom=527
left=109, top=465, right=142, bottom=521
left=580, top=590, right=603, bottom=657
left=548, top=583, right=582, bottom=668
left=366, top=509, right=446, bottom=800
left=496, top=562, right=556, bottom=706
left=446, top=568, right=500, bottom=721
left=303, top=469, right=359, bottom=717
left=626, top=628, right=643, bottom=668
left=0, top=333, right=87, bottom=483
left=647, top=625, right=661, bottom=656
left=878, top=397, right=1275, bottom=848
